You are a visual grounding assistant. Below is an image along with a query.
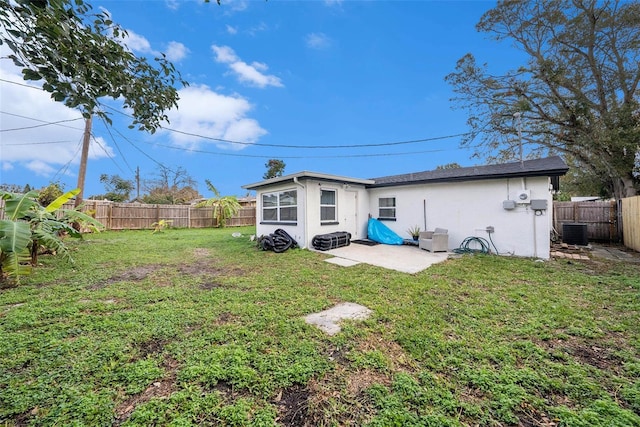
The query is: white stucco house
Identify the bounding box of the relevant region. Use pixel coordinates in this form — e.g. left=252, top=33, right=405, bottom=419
left=242, top=156, right=569, bottom=259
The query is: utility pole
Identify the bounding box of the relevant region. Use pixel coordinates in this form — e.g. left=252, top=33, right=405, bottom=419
left=136, top=166, right=140, bottom=201
left=75, top=114, right=92, bottom=207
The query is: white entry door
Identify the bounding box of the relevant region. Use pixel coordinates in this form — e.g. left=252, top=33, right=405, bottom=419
left=342, top=191, right=359, bottom=239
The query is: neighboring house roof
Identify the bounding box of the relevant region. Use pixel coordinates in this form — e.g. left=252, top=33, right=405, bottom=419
left=369, top=156, right=568, bottom=188
left=242, top=171, right=375, bottom=190
left=242, top=156, right=569, bottom=191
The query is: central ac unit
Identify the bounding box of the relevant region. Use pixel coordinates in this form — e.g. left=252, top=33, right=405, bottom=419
left=516, top=189, right=531, bottom=203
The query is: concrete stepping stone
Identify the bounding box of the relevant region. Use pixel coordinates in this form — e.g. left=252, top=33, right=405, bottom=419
left=304, top=302, right=372, bottom=335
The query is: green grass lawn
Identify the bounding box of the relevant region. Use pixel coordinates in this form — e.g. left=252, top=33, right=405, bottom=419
left=1, top=227, right=639, bottom=426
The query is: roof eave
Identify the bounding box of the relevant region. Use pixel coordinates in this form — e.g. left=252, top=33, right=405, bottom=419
left=242, top=171, right=375, bottom=190
left=368, top=167, right=569, bottom=188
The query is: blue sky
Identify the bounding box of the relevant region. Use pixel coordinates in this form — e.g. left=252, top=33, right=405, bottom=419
left=0, top=0, right=519, bottom=199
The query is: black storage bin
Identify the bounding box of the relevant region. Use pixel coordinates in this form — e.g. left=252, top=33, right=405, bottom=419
left=312, top=232, right=351, bottom=251
left=563, top=223, right=588, bottom=246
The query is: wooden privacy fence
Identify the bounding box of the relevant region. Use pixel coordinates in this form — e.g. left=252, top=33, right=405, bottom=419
left=553, top=201, right=620, bottom=243
left=621, top=196, right=640, bottom=252
left=80, top=200, right=256, bottom=230
left=0, top=199, right=256, bottom=230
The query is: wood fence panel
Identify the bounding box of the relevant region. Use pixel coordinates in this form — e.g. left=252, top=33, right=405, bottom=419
left=110, top=203, right=156, bottom=230
left=553, top=201, right=619, bottom=242
left=227, top=207, right=257, bottom=227
left=189, top=207, right=216, bottom=228
left=158, top=205, right=190, bottom=228
left=621, top=196, right=640, bottom=252
left=0, top=198, right=255, bottom=230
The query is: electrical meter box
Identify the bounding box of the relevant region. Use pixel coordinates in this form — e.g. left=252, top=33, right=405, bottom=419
left=503, top=200, right=516, bottom=210
left=530, top=199, right=548, bottom=210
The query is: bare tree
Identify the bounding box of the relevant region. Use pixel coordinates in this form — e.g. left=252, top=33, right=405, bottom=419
left=446, top=0, right=640, bottom=199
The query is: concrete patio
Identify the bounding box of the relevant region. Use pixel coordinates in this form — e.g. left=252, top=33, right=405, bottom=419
left=320, top=242, right=450, bottom=274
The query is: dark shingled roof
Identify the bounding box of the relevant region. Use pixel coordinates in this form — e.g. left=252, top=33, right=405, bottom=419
left=369, top=156, right=568, bottom=188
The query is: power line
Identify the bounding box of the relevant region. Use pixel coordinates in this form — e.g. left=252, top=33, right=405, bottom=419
left=96, top=116, right=134, bottom=174
left=90, top=133, right=127, bottom=175
left=139, top=140, right=479, bottom=160
left=0, top=111, right=84, bottom=131
left=1, top=140, right=75, bottom=145
left=107, top=123, right=176, bottom=174
left=0, top=78, right=42, bottom=90
left=51, top=138, right=82, bottom=182
left=99, top=104, right=469, bottom=150
left=0, top=117, right=84, bottom=132
left=162, top=126, right=469, bottom=149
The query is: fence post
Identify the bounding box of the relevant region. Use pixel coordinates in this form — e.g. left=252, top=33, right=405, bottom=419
left=107, top=203, right=112, bottom=230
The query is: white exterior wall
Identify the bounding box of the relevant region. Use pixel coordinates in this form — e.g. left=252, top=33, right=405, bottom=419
left=367, top=177, right=554, bottom=258
left=254, top=181, right=307, bottom=247
left=303, top=180, right=369, bottom=247
left=254, top=179, right=369, bottom=249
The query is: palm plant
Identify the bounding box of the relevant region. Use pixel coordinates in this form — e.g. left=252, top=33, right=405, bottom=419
left=196, top=180, right=241, bottom=228
left=0, top=188, right=103, bottom=284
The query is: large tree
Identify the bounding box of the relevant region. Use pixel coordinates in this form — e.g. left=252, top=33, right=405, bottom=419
left=263, top=159, right=286, bottom=180
left=446, top=0, right=640, bottom=199
left=91, top=174, right=134, bottom=202
left=0, top=0, right=186, bottom=132
left=141, top=166, right=201, bottom=205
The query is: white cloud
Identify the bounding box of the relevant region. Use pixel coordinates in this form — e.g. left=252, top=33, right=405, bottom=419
left=162, top=84, right=267, bottom=150
left=226, top=25, right=238, bottom=35
left=121, top=29, right=157, bottom=55
left=211, top=45, right=283, bottom=88
left=212, top=45, right=239, bottom=63
left=247, top=22, right=268, bottom=36
left=225, top=0, right=248, bottom=13
left=0, top=47, right=114, bottom=178
left=306, top=32, right=331, bottom=50
left=165, top=41, right=189, bottom=62
left=165, top=0, right=180, bottom=10
left=25, top=160, right=56, bottom=177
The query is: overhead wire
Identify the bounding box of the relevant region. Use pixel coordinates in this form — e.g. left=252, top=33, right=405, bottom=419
left=51, top=138, right=83, bottom=182
left=95, top=115, right=134, bottom=174
left=90, top=133, right=127, bottom=175
left=99, top=103, right=470, bottom=150
left=137, top=140, right=480, bottom=160
left=0, top=111, right=85, bottom=131
left=0, top=117, right=84, bottom=132
left=2, top=140, right=75, bottom=146
left=0, top=78, right=43, bottom=90
left=2, top=93, right=475, bottom=163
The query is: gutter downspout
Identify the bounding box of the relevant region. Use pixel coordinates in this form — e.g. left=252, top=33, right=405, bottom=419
left=293, top=177, right=307, bottom=248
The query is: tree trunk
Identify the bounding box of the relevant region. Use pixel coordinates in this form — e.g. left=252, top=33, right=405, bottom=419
left=612, top=174, right=638, bottom=200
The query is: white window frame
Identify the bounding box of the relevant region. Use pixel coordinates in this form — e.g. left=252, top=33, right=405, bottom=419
left=378, top=196, right=396, bottom=220
left=261, top=189, right=297, bottom=223
left=320, top=188, right=337, bottom=223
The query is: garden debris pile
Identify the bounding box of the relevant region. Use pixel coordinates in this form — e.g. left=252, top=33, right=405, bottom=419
left=259, top=229, right=298, bottom=253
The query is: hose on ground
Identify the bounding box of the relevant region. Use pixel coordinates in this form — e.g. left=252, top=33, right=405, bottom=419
left=259, top=229, right=298, bottom=253
left=453, top=236, right=492, bottom=254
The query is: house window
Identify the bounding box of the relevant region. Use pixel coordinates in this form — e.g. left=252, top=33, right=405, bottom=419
left=320, top=189, right=337, bottom=223
left=378, top=197, right=396, bottom=220
left=262, top=190, right=297, bottom=223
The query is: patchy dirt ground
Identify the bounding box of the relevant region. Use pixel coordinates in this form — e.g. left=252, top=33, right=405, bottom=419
left=90, top=248, right=246, bottom=291
left=114, top=355, right=179, bottom=425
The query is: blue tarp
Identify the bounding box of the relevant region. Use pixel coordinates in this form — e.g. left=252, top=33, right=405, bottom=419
left=367, top=218, right=404, bottom=245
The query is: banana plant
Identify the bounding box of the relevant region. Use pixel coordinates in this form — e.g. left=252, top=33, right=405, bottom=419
left=0, top=188, right=103, bottom=284
left=196, top=180, right=241, bottom=228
